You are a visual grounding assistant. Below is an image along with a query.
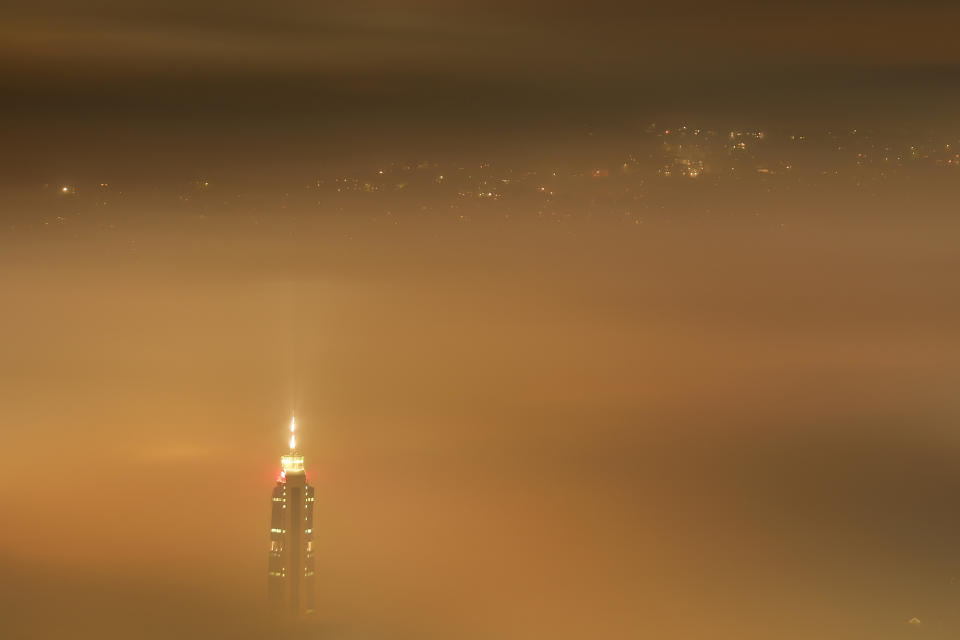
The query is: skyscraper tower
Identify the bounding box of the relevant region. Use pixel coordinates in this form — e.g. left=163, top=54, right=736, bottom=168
left=268, top=416, right=317, bottom=618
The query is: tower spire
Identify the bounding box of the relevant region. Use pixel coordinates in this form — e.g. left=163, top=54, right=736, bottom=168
left=281, top=415, right=305, bottom=474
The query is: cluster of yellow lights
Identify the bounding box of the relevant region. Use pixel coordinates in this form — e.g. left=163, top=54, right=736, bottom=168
left=281, top=454, right=305, bottom=473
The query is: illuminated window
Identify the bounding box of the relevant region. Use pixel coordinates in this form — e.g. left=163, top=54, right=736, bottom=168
left=281, top=454, right=304, bottom=473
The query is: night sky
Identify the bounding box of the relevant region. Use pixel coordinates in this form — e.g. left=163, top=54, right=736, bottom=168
left=4, top=0, right=960, bottom=176
left=2, top=3, right=960, bottom=640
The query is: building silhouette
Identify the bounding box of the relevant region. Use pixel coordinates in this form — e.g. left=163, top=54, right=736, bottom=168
left=268, top=416, right=317, bottom=618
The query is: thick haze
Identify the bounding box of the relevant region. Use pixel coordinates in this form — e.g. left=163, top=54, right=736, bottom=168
left=3, top=2, right=960, bottom=640
left=5, top=200, right=960, bottom=639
